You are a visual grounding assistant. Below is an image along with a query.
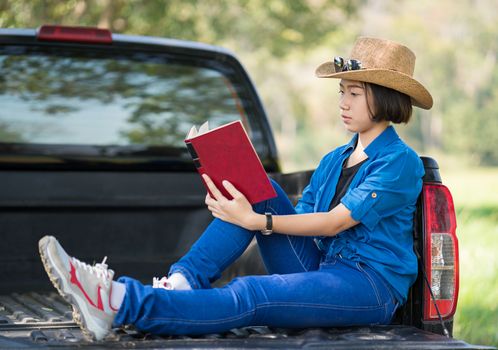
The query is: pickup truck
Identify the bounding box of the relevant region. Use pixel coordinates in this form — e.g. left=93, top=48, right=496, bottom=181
left=0, top=25, right=492, bottom=349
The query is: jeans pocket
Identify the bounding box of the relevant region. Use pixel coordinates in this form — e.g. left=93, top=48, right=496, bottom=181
left=368, top=265, right=398, bottom=306
left=355, top=262, right=384, bottom=306
left=356, top=263, right=400, bottom=324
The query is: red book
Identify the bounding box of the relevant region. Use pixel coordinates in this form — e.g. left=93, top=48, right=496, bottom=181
left=185, top=120, right=277, bottom=204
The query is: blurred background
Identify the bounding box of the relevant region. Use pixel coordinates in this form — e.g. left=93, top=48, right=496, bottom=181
left=1, top=0, right=496, bottom=346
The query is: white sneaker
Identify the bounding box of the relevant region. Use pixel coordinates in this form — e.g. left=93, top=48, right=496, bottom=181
left=38, top=235, right=116, bottom=341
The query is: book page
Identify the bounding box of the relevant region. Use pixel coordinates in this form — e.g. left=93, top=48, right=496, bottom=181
left=186, top=121, right=210, bottom=140
left=186, top=125, right=198, bottom=139
left=198, top=121, right=209, bottom=135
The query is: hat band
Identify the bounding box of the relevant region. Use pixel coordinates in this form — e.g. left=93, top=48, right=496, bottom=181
left=334, top=56, right=362, bottom=72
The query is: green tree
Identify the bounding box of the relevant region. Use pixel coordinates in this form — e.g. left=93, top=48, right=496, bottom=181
left=355, top=0, right=498, bottom=165
left=0, top=0, right=361, bottom=58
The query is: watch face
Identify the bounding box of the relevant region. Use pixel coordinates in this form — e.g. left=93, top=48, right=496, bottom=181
left=261, top=229, right=272, bottom=236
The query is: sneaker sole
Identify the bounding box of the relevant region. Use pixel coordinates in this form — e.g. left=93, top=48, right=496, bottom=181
left=38, top=236, right=107, bottom=341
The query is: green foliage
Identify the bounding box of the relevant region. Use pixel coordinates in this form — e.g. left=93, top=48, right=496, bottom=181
left=0, top=0, right=361, bottom=57
left=359, top=0, right=498, bottom=166
left=0, top=0, right=362, bottom=151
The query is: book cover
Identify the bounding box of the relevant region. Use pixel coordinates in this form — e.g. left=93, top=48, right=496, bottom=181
left=185, top=120, right=277, bottom=204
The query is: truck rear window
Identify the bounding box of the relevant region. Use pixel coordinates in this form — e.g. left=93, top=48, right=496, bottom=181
left=0, top=46, right=250, bottom=146
left=0, top=45, right=267, bottom=170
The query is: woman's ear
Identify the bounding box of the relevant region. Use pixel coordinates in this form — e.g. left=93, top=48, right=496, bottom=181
left=364, top=83, right=378, bottom=121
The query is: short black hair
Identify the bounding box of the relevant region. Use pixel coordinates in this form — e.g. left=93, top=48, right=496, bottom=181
left=365, top=83, right=413, bottom=124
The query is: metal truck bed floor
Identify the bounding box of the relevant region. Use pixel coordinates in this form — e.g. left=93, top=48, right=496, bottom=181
left=0, top=293, right=491, bottom=349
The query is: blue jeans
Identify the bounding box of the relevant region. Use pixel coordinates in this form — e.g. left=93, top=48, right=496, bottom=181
left=113, top=180, right=398, bottom=335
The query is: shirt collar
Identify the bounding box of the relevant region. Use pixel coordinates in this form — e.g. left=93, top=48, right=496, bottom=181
left=340, top=126, right=400, bottom=158
left=340, top=133, right=358, bottom=156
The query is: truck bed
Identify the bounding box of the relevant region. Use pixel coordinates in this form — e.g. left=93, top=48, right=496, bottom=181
left=0, top=292, right=491, bottom=349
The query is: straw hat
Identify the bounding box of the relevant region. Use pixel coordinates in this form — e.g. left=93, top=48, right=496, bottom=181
left=315, top=37, right=433, bottom=109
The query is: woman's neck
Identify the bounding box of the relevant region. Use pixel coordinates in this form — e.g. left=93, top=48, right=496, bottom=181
left=357, top=121, right=390, bottom=151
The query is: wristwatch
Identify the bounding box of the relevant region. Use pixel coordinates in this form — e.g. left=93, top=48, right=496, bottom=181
left=260, top=212, right=273, bottom=235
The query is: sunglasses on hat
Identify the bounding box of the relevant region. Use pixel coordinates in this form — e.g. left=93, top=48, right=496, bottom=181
left=333, top=56, right=362, bottom=72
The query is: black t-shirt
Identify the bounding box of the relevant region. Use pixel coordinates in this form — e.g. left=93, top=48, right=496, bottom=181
left=328, top=157, right=368, bottom=211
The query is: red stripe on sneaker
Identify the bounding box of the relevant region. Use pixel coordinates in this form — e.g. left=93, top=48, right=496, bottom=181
left=69, top=261, right=103, bottom=311
left=97, top=286, right=104, bottom=310
left=108, top=284, right=119, bottom=312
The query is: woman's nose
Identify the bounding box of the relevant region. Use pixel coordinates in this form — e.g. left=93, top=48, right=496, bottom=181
left=339, top=97, right=349, bottom=110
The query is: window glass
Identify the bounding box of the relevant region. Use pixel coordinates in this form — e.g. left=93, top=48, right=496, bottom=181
left=0, top=47, right=251, bottom=148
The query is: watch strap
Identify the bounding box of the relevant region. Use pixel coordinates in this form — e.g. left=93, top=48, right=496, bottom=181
left=261, top=212, right=273, bottom=235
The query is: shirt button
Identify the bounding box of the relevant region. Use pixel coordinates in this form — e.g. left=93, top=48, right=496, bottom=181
left=371, top=192, right=377, bottom=198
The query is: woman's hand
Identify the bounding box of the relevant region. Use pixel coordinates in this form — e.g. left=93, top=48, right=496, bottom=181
left=202, top=174, right=260, bottom=230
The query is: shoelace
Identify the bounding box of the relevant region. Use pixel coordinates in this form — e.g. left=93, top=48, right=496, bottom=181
left=71, top=256, right=113, bottom=287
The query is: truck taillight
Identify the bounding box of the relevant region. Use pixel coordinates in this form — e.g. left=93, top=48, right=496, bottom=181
left=37, top=25, right=112, bottom=44
left=423, top=184, right=459, bottom=321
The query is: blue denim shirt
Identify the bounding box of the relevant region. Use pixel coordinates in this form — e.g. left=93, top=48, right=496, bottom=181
left=294, top=126, right=424, bottom=304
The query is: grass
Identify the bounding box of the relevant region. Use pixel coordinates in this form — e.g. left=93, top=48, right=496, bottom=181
left=442, top=167, right=498, bottom=347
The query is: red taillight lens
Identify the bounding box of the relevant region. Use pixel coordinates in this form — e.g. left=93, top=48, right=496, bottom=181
left=423, top=184, right=459, bottom=320
left=37, top=25, right=112, bottom=44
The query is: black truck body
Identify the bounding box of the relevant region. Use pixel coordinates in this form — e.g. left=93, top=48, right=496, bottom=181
left=0, top=26, right=492, bottom=349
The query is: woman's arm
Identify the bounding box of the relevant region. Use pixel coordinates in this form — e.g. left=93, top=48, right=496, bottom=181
left=270, top=204, right=357, bottom=236
left=202, top=174, right=359, bottom=237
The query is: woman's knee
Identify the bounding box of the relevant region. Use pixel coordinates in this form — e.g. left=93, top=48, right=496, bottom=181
left=252, top=178, right=295, bottom=215
left=269, top=178, right=286, bottom=197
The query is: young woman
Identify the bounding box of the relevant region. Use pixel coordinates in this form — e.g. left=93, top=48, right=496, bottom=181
left=39, top=37, right=433, bottom=341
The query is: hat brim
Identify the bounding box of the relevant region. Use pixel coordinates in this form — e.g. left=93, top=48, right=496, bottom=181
left=315, top=62, right=433, bottom=109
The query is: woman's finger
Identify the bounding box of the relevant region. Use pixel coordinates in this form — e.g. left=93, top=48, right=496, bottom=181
left=205, top=193, right=217, bottom=206
left=222, top=180, right=244, bottom=200
left=202, top=174, right=226, bottom=201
